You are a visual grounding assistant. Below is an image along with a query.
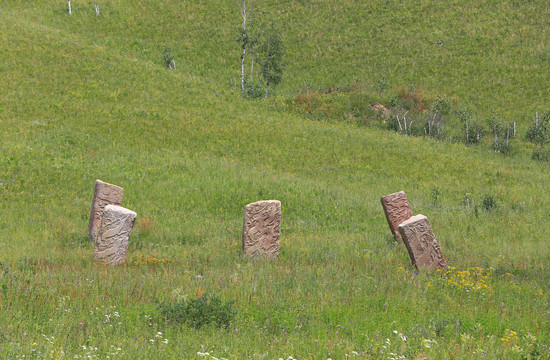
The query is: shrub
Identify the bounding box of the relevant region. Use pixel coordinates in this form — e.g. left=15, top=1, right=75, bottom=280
left=424, top=111, right=446, bottom=139
left=374, top=75, right=388, bottom=94
left=525, top=111, right=550, bottom=146
left=162, top=46, right=175, bottom=69
left=386, top=95, right=399, bottom=108
left=462, top=193, right=473, bottom=208
left=486, top=112, right=514, bottom=154
left=408, top=116, right=425, bottom=136
left=431, top=186, right=440, bottom=206
left=482, top=195, right=497, bottom=212
left=397, top=86, right=431, bottom=113
left=457, top=108, right=483, bottom=144
left=160, top=293, right=236, bottom=329
left=259, top=24, right=285, bottom=90
left=242, top=81, right=265, bottom=99
left=387, top=114, right=400, bottom=132
left=433, top=95, right=451, bottom=116
left=532, top=148, right=550, bottom=162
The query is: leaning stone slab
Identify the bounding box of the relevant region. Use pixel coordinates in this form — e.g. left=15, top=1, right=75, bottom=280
left=242, top=200, right=281, bottom=257
left=94, top=205, right=136, bottom=265
left=88, top=180, right=124, bottom=242
left=381, top=191, right=413, bottom=238
left=398, top=214, right=447, bottom=270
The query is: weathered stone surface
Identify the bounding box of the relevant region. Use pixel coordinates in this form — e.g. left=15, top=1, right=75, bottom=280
left=88, top=180, right=124, bottom=241
left=242, top=200, right=281, bottom=257
left=94, top=205, right=136, bottom=265
left=381, top=191, right=413, bottom=238
left=398, top=214, right=447, bottom=270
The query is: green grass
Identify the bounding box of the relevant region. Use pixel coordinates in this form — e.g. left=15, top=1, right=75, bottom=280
left=1, top=0, right=549, bottom=358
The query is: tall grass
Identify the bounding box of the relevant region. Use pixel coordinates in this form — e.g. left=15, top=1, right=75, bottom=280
left=0, top=0, right=549, bottom=358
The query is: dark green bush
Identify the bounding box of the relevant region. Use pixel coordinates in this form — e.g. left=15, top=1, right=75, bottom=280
left=386, top=95, right=398, bottom=108
left=431, top=186, right=441, bottom=206
left=242, top=81, right=265, bottom=99
left=482, top=195, right=497, bottom=212
left=532, top=148, right=550, bottom=162
left=526, top=111, right=550, bottom=146
left=433, top=95, right=451, bottom=116
left=457, top=108, right=483, bottom=144
left=161, top=45, right=175, bottom=69
left=408, top=117, right=425, bottom=136
left=160, top=293, right=236, bottom=329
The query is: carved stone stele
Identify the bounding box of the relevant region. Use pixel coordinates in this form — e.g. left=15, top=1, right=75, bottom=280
left=398, top=214, right=447, bottom=270
left=94, top=205, right=137, bottom=265
left=381, top=191, right=413, bottom=238
left=242, top=200, right=281, bottom=257
left=88, top=180, right=124, bottom=242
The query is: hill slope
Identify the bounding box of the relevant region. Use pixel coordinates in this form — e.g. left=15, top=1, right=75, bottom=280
left=0, top=1, right=549, bottom=358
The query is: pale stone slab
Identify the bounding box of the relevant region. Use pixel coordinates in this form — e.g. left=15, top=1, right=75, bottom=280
left=94, top=205, right=136, bottom=265
left=88, top=180, right=124, bottom=242
left=381, top=191, right=413, bottom=238
left=242, top=200, right=281, bottom=257
left=398, top=214, right=447, bottom=270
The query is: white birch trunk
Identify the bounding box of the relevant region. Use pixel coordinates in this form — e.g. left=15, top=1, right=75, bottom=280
left=240, top=1, right=248, bottom=91
left=94, top=0, right=100, bottom=16
left=241, top=47, right=246, bottom=91
left=250, top=54, right=254, bottom=82
left=396, top=115, right=402, bottom=131
left=68, top=0, right=72, bottom=15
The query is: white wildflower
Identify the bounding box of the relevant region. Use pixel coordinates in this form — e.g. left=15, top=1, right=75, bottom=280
left=422, top=339, right=437, bottom=348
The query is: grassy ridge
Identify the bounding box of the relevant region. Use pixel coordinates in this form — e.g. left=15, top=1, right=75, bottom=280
left=3, top=0, right=549, bottom=117
left=0, top=1, right=549, bottom=358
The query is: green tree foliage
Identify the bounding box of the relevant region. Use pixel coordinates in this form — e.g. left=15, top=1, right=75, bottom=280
left=526, top=111, right=550, bottom=147
left=458, top=108, right=483, bottom=145
left=236, top=1, right=284, bottom=98
left=259, top=24, right=284, bottom=91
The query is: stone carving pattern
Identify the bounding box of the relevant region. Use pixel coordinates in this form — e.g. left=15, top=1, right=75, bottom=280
left=94, top=205, right=136, bottom=265
left=88, top=180, right=124, bottom=241
left=398, top=215, right=446, bottom=270
left=381, top=191, right=413, bottom=237
left=242, top=200, right=281, bottom=257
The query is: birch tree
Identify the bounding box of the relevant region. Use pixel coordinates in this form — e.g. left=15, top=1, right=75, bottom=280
left=94, top=0, right=100, bottom=16
left=259, top=24, right=284, bottom=97
left=238, top=0, right=252, bottom=91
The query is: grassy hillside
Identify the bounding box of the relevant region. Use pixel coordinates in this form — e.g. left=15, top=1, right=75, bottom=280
left=0, top=0, right=549, bottom=358
left=4, top=0, right=549, bottom=116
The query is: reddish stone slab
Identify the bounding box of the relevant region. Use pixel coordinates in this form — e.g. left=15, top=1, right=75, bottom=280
left=94, top=205, right=137, bottom=265
left=88, top=179, right=124, bottom=242
left=381, top=191, right=413, bottom=238
left=398, top=214, right=447, bottom=270
left=242, top=200, right=281, bottom=257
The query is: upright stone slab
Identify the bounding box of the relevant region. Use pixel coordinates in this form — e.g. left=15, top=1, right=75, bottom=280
left=242, top=200, right=281, bottom=257
left=88, top=180, right=124, bottom=241
left=398, top=214, right=447, bottom=270
left=381, top=191, right=413, bottom=238
left=94, top=205, right=137, bottom=265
